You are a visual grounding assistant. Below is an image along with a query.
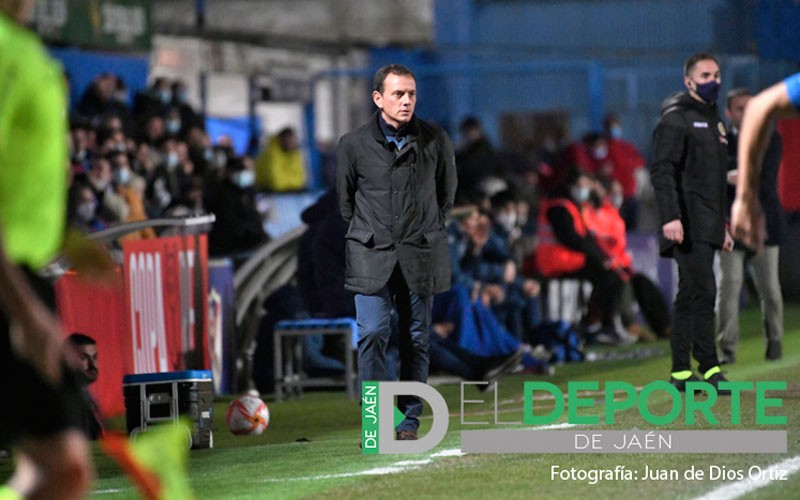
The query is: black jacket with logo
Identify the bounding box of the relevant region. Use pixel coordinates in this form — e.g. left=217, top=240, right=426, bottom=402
left=336, top=111, right=457, bottom=296
left=650, top=92, right=728, bottom=257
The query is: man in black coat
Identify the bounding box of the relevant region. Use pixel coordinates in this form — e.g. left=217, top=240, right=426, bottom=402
left=650, top=53, right=734, bottom=393
left=336, top=64, right=457, bottom=440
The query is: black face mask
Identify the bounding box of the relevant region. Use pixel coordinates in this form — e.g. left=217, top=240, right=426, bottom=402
left=693, top=80, right=721, bottom=103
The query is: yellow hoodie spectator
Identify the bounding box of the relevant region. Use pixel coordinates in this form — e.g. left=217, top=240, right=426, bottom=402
left=254, top=127, right=307, bottom=192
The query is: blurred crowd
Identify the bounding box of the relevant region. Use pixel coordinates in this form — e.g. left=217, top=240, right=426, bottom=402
left=443, top=114, right=663, bottom=347
left=65, top=73, right=297, bottom=259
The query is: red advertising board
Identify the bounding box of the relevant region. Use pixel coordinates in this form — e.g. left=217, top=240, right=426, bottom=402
left=56, top=268, right=129, bottom=416
left=56, top=234, right=209, bottom=417
left=124, top=235, right=210, bottom=374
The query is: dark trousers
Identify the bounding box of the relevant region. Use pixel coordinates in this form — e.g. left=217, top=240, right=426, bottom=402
left=670, top=241, right=718, bottom=373
left=0, top=267, right=82, bottom=446
left=355, top=265, right=433, bottom=432
left=568, top=262, right=625, bottom=328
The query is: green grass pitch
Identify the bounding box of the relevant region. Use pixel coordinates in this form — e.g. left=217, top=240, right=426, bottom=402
left=2, top=303, right=799, bottom=499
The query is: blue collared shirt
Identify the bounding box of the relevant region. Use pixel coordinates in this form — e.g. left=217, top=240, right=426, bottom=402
left=379, top=116, right=409, bottom=151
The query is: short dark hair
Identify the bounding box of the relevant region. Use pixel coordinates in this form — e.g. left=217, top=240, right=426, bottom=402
left=373, top=64, right=415, bottom=94
left=67, top=333, right=96, bottom=346
left=277, top=127, right=295, bottom=140
left=684, top=52, right=719, bottom=77
left=726, top=87, right=752, bottom=109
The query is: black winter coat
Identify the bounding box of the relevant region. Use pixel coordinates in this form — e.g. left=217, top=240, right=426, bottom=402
left=336, top=111, right=457, bottom=296
left=650, top=92, right=728, bottom=257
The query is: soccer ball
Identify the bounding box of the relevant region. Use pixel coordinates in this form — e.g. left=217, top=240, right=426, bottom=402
left=226, top=394, right=270, bottom=435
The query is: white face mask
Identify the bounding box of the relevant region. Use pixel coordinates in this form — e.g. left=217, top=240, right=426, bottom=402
left=591, top=145, right=608, bottom=160
left=166, top=119, right=181, bottom=134
left=92, top=178, right=109, bottom=191
left=233, top=170, right=255, bottom=188
left=611, top=194, right=624, bottom=209
left=166, top=152, right=179, bottom=170
left=495, top=211, right=517, bottom=232
left=113, top=167, right=131, bottom=185
left=571, top=186, right=590, bottom=203
left=76, top=201, right=96, bottom=222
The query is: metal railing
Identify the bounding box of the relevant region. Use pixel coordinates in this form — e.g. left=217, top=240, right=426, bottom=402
left=232, top=225, right=307, bottom=390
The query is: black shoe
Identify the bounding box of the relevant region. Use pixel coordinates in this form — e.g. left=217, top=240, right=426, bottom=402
left=669, top=373, right=701, bottom=392
left=481, top=349, right=524, bottom=391
left=704, top=372, right=732, bottom=396
left=396, top=430, right=417, bottom=440
left=766, top=340, right=782, bottom=361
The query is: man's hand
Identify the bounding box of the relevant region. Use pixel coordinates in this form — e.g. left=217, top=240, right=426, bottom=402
left=662, top=219, right=684, bottom=243
left=479, top=284, right=506, bottom=306
left=502, top=261, right=516, bottom=284
left=521, top=278, right=541, bottom=297
left=731, top=195, right=765, bottom=252
left=722, top=229, right=734, bottom=253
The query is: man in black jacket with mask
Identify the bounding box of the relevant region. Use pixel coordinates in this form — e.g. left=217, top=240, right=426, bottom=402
left=650, top=53, right=734, bottom=393
left=337, top=64, right=457, bottom=440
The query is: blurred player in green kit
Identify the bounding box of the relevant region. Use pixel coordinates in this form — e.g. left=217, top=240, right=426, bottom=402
left=0, top=0, right=93, bottom=498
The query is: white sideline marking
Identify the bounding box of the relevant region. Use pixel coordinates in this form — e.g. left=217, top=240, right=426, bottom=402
left=94, top=488, right=127, bottom=494
left=430, top=448, right=464, bottom=458
left=694, top=455, right=800, bottom=500
left=262, top=423, right=580, bottom=483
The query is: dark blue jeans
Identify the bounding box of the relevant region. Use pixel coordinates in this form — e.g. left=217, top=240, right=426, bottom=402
left=355, top=265, right=432, bottom=432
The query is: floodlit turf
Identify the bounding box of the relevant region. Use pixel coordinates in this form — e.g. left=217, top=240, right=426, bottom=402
left=1, top=304, right=799, bottom=499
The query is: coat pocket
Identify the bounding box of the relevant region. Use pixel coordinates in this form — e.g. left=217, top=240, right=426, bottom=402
left=346, top=228, right=374, bottom=246
left=423, top=229, right=447, bottom=244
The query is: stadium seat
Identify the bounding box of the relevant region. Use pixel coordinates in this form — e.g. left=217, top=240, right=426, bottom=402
left=273, top=318, right=358, bottom=402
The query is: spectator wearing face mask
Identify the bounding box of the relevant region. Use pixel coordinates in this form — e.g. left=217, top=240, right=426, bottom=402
left=107, top=151, right=155, bottom=241
left=171, top=80, right=204, bottom=132
left=162, top=107, right=185, bottom=140
left=145, top=137, right=189, bottom=216
left=531, top=168, right=631, bottom=345
left=67, top=183, right=103, bottom=233
left=561, top=130, right=646, bottom=231
left=84, top=157, right=129, bottom=226
left=134, top=77, right=172, bottom=124
left=581, top=176, right=668, bottom=341
left=186, top=127, right=214, bottom=175
left=76, top=73, right=121, bottom=127
left=600, top=115, right=648, bottom=231
left=204, top=157, right=270, bottom=260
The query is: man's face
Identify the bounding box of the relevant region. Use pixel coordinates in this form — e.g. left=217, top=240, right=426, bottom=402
left=373, top=73, right=417, bottom=129
left=75, top=344, right=99, bottom=385
left=684, top=59, right=721, bottom=98
left=726, top=94, right=751, bottom=129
